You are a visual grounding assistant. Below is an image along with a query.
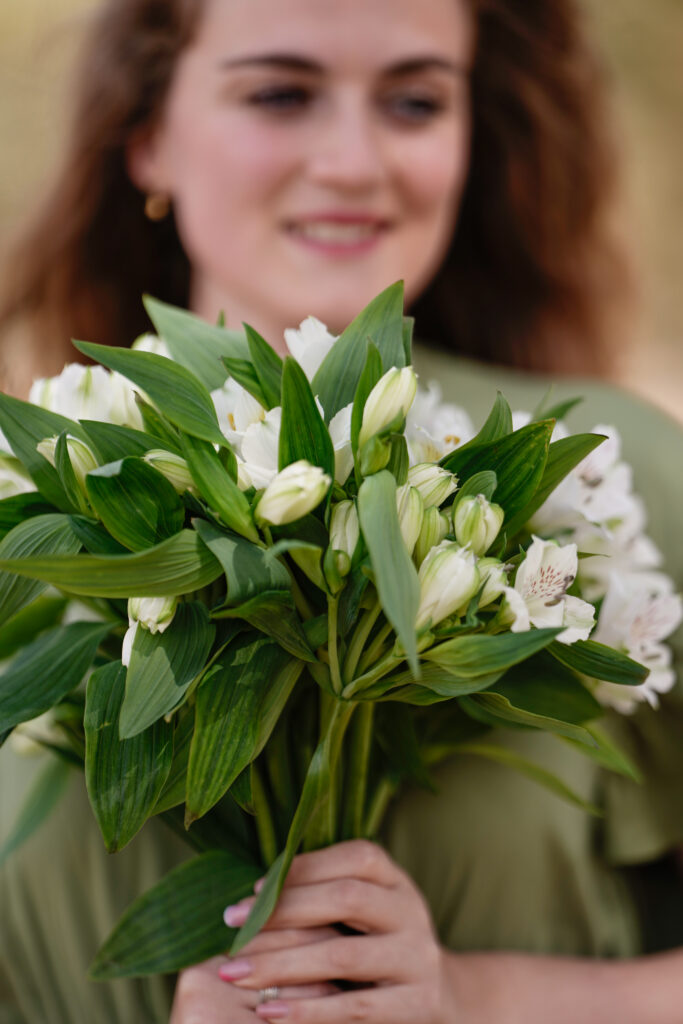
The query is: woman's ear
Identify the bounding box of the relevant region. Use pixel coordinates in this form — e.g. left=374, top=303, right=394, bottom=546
left=125, top=124, right=170, bottom=194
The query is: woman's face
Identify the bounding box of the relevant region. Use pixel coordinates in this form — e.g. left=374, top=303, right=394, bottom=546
left=131, top=0, right=475, bottom=347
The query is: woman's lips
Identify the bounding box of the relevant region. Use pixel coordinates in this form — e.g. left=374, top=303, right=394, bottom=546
left=284, top=216, right=391, bottom=254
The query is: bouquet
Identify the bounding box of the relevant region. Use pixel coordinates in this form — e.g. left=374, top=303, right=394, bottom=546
left=0, top=283, right=680, bottom=980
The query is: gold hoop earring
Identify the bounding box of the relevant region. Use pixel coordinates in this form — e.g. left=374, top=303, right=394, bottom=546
left=144, top=192, right=171, bottom=221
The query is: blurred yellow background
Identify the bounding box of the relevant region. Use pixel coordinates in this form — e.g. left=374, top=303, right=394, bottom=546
left=0, top=0, right=681, bottom=420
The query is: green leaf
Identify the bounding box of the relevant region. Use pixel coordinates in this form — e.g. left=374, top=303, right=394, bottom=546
left=504, top=433, right=606, bottom=537
left=357, top=471, right=420, bottom=677
left=350, top=343, right=383, bottom=458
left=90, top=849, right=260, bottom=979
left=0, top=621, right=112, bottom=732
left=375, top=704, right=434, bottom=790
left=547, top=638, right=648, bottom=686
left=54, top=432, right=88, bottom=514
left=0, top=529, right=222, bottom=597
left=135, top=398, right=184, bottom=455
left=68, top=516, right=129, bottom=555
left=232, top=701, right=355, bottom=952
left=0, top=393, right=86, bottom=510
left=217, top=591, right=314, bottom=662
left=0, top=595, right=68, bottom=661
left=0, top=514, right=82, bottom=628
left=461, top=692, right=598, bottom=746
left=180, top=435, right=258, bottom=542
left=491, top=654, right=603, bottom=723
left=0, top=757, right=72, bottom=866
left=447, top=393, right=512, bottom=457
left=194, top=518, right=290, bottom=603
left=72, top=341, right=225, bottom=445
left=80, top=420, right=171, bottom=462
left=120, top=603, right=215, bottom=738
left=450, top=741, right=601, bottom=816
left=312, top=282, right=405, bottom=423
left=85, top=457, right=185, bottom=551
left=401, top=316, right=414, bottom=364
left=441, top=421, right=553, bottom=526
left=186, top=637, right=303, bottom=823
left=153, top=709, right=195, bottom=814
left=0, top=493, right=56, bottom=542
left=85, top=662, right=173, bottom=851
left=451, top=471, right=498, bottom=509
left=421, top=628, right=561, bottom=678
left=368, top=663, right=504, bottom=700
left=221, top=357, right=268, bottom=407
left=279, top=357, right=335, bottom=477
left=246, top=324, right=283, bottom=410
left=144, top=296, right=248, bottom=391
left=561, top=724, right=642, bottom=782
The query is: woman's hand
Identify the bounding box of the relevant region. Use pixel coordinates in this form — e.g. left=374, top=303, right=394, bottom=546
left=220, top=839, right=456, bottom=1022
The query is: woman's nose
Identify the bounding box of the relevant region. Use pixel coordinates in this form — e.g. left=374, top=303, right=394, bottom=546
left=307, top=103, right=388, bottom=191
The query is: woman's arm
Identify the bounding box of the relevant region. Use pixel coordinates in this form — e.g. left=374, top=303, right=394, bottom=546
left=218, top=840, right=683, bottom=1024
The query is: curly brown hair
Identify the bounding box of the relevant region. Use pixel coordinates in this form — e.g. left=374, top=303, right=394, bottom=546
left=0, top=0, right=627, bottom=390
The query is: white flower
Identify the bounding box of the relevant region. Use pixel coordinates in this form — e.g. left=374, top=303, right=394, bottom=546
left=414, top=506, right=450, bottom=565
left=284, top=317, right=338, bottom=381
left=36, top=434, right=98, bottom=491
left=0, top=427, right=12, bottom=453
left=131, top=333, right=172, bottom=358
left=477, top=558, right=509, bottom=608
left=396, top=484, right=424, bottom=556
left=329, top=500, right=359, bottom=560
left=212, top=378, right=265, bottom=440
left=30, top=364, right=114, bottom=422
left=255, top=460, right=331, bottom=526
left=0, top=453, right=35, bottom=499
left=239, top=406, right=282, bottom=489
left=123, top=596, right=178, bottom=666
left=405, top=382, right=474, bottom=464
left=143, top=450, right=196, bottom=494
left=358, top=367, right=418, bottom=448
left=407, top=463, right=458, bottom=508
left=454, top=494, right=504, bottom=556
left=329, top=403, right=354, bottom=484
left=512, top=536, right=594, bottom=644
left=416, top=541, right=480, bottom=629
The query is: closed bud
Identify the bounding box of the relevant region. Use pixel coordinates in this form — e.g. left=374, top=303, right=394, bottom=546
left=416, top=541, right=480, bottom=629
left=128, top=595, right=178, bottom=633
left=396, top=484, right=424, bottom=555
left=36, top=434, right=98, bottom=492
left=407, top=463, right=458, bottom=508
left=143, top=450, right=197, bottom=495
left=255, top=459, right=331, bottom=526
left=358, top=367, right=418, bottom=448
left=414, top=506, right=450, bottom=565
left=454, top=494, right=504, bottom=556
left=329, top=500, right=360, bottom=563
left=476, top=557, right=509, bottom=608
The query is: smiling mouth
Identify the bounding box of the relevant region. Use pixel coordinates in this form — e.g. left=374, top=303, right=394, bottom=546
left=285, top=220, right=390, bottom=247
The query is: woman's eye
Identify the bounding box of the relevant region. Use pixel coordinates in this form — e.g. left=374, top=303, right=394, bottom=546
left=384, top=94, right=444, bottom=124
left=245, top=86, right=312, bottom=112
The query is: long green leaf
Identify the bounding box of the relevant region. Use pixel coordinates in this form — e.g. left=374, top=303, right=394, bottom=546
left=120, top=603, right=215, bottom=738
left=86, top=457, right=185, bottom=551
left=0, top=529, right=222, bottom=597
left=186, top=638, right=303, bottom=823
left=217, top=591, right=314, bottom=662
left=85, top=662, right=173, bottom=851
left=180, top=435, right=258, bottom=542
left=445, top=393, right=512, bottom=459
left=153, top=709, right=195, bottom=814
left=421, top=628, right=561, bottom=678
left=90, top=850, right=260, bottom=979
left=312, top=283, right=405, bottom=423
left=0, top=758, right=72, bottom=866
left=0, top=621, right=112, bottom=732
left=0, top=493, right=55, bottom=542
left=279, top=357, right=335, bottom=477
left=548, top=639, right=648, bottom=686
left=357, top=471, right=420, bottom=676
left=144, top=296, right=248, bottom=391
left=350, top=343, right=383, bottom=458
left=0, top=514, right=81, bottom=627
left=246, top=324, right=283, bottom=410
left=461, top=692, right=597, bottom=746
left=491, top=655, right=603, bottom=723
left=194, top=518, right=290, bottom=602
left=0, top=595, right=68, bottom=662
left=80, top=420, right=172, bottom=462
left=73, top=341, right=224, bottom=445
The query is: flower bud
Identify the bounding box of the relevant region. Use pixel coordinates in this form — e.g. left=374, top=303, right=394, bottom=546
left=143, top=450, right=197, bottom=495
left=128, top=595, right=178, bottom=633
left=396, top=484, right=424, bottom=555
left=414, top=506, right=450, bottom=566
left=329, top=500, right=360, bottom=563
left=255, top=459, right=331, bottom=526
left=454, top=494, right=504, bottom=556
left=416, top=541, right=480, bottom=629
left=476, top=557, right=509, bottom=608
left=358, top=367, right=418, bottom=448
left=36, top=434, right=98, bottom=491
left=407, top=463, right=458, bottom=508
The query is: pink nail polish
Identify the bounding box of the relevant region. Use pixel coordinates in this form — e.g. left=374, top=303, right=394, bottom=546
left=254, top=877, right=265, bottom=893
left=223, top=903, right=251, bottom=928
left=218, top=958, right=252, bottom=981
left=257, top=1002, right=289, bottom=1019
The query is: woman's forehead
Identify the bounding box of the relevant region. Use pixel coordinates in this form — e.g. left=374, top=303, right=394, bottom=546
left=193, top=0, right=475, bottom=68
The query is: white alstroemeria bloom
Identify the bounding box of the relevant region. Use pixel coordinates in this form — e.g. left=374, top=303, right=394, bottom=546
left=143, top=450, right=196, bottom=494
left=595, top=644, right=677, bottom=714
left=36, top=434, right=98, bottom=491
left=255, top=460, right=331, bottom=526
left=131, top=333, right=171, bottom=357
left=329, top=402, right=354, bottom=484
left=0, top=427, right=11, bottom=453
left=30, top=364, right=115, bottom=422
left=329, top=500, right=359, bottom=576
left=512, top=536, right=594, bottom=644
left=414, top=506, right=450, bottom=566
left=212, top=377, right=266, bottom=441
left=358, top=367, right=418, bottom=448
left=0, top=453, right=35, bottom=499
left=284, top=317, right=338, bottom=381
left=416, top=541, right=480, bottom=629
left=407, top=463, right=458, bottom=508
left=477, top=558, right=509, bottom=608
left=498, top=586, right=531, bottom=633
left=405, top=382, right=474, bottom=464
left=396, top=484, right=424, bottom=556
left=239, top=407, right=282, bottom=489
left=454, top=494, right=504, bottom=556
left=123, top=595, right=178, bottom=667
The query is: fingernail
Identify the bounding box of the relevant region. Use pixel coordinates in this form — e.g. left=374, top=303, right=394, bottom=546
left=218, top=958, right=252, bottom=981
left=254, top=877, right=265, bottom=893
left=223, top=902, right=251, bottom=928
left=257, top=1002, right=289, bottom=1019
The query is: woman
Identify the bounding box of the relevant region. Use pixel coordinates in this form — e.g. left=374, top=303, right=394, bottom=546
left=1, top=0, right=682, bottom=1021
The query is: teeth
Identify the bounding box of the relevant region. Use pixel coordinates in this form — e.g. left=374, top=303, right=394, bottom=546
left=293, top=222, right=380, bottom=243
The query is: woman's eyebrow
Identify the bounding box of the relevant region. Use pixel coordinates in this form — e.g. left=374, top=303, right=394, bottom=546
left=219, top=53, right=468, bottom=76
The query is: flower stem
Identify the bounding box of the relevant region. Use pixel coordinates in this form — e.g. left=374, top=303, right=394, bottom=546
left=250, top=762, right=279, bottom=867
left=364, top=776, right=399, bottom=840
left=356, top=621, right=394, bottom=677
left=342, top=599, right=382, bottom=684
left=341, top=701, right=375, bottom=839
left=342, top=647, right=402, bottom=699
left=327, top=595, right=343, bottom=695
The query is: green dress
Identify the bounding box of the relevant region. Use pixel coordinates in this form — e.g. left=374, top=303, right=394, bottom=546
left=2, top=350, right=683, bottom=1023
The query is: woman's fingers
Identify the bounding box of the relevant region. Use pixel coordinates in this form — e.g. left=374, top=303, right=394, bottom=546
left=281, top=840, right=408, bottom=891
left=255, top=984, right=437, bottom=1023
left=221, top=933, right=407, bottom=989
left=238, top=927, right=340, bottom=958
